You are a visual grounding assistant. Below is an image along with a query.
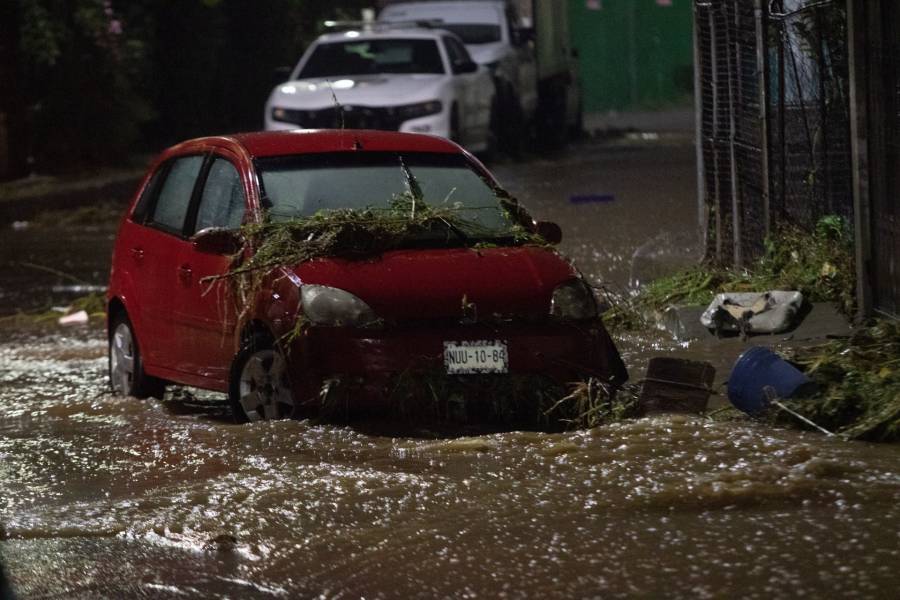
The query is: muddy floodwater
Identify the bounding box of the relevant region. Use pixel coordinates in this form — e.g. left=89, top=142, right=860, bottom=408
left=2, top=139, right=900, bottom=598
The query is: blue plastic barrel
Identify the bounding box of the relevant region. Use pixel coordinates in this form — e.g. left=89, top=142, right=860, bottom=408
left=727, top=346, right=814, bottom=415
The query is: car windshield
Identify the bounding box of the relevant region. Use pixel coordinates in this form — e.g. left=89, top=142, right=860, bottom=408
left=298, top=39, right=445, bottom=78
left=439, top=24, right=502, bottom=45
left=256, top=152, right=521, bottom=243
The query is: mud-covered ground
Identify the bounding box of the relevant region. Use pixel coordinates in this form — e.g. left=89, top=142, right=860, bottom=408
left=2, top=138, right=899, bottom=598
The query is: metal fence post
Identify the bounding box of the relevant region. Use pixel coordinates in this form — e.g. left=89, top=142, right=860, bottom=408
left=755, top=0, right=772, bottom=238
left=727, top=1, right=743, bottom=267
left=847, top=0, right=873, bottom=318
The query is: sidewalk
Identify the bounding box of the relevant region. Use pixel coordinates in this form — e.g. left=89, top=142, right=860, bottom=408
left=0, top=167, right=145, bottom=224
left=584, top=107, right=695, bottom=134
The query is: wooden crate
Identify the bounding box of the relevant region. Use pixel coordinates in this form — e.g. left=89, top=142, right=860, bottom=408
left=638, top=357, right=716, bottom=415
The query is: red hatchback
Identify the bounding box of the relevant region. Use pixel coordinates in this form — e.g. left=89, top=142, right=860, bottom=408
left=107, top=130, right=626, bottom=423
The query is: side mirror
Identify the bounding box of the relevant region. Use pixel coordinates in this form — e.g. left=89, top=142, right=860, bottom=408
left=192, top=227, right=243, bottom=255
left=453, top=60, right=478, bottom=74
left=535, top=221, right=562, bottom=245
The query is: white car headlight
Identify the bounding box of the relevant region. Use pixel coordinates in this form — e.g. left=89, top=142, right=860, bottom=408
left=394, top=100, right=443, bottom=121
left=550, top=279, right=598, bottom=321
left=301, top=285, right=378, bottom=327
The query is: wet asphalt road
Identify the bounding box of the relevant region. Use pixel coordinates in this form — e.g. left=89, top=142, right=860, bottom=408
left=1, top=138, right=899, bottom=598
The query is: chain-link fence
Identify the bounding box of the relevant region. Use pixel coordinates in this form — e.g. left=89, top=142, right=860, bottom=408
left=866, top=0, right=900, bottom=316
left=695, top=0, right=852, bottom=266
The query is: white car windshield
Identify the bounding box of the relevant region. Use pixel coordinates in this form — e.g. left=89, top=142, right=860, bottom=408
left=256, top=152, right=520, bottom=241
left=299, top=39, right=445, bottom=78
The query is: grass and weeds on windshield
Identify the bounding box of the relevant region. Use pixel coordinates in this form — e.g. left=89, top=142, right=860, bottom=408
left=211, top=192, right=547, bottom=309
left=603, top=215, right=856, bottom=330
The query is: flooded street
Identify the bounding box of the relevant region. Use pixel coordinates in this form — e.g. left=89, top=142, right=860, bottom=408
left=2, top=139, right=900, bottom=598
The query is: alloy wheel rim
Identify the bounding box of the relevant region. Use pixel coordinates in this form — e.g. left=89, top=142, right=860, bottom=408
left=110, top=323, right=135, bottom=395
left=239, top=349, right=293, bottom=421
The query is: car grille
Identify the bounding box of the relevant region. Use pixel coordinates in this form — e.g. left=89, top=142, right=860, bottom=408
left=273, top=106, right=405, bottom=131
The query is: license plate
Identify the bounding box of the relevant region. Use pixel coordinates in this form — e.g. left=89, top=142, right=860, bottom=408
left=443, top=340, right=508, bottom=374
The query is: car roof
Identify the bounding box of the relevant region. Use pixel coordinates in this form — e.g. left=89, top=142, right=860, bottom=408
left=189, top=130, right=463, bottom=159
left=315, top=27, right=445, bottom=44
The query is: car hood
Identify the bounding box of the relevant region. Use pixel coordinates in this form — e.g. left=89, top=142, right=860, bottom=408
left=293, top=245, right=576, bottom=321
left=466, top=43, right=509, bottom=66
left=269, top=75, right=446, bottom=110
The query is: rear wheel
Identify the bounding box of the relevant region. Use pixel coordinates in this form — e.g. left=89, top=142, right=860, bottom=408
left=229, top=335, right=294, bottom=422
left=108, top=315, right=165, bottom=399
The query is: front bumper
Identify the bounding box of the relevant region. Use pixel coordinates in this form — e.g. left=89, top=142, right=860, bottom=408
left=285, top=320, right=627, bottom=411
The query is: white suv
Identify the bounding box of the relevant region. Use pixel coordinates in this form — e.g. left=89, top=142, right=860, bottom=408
left=265, top=25, right=496, bottom=153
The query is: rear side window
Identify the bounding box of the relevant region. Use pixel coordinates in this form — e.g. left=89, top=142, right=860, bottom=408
left=194, top=158, right=246, bottom=233
left=150, top=155, right=204, bottom=234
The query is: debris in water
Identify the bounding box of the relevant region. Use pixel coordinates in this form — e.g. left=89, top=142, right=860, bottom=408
left=203, top=533, right=239, bottom=553
left=701, top=291, right=804, bottom=338
left=58, top=310, right=89, bottom=326
left=728, top=346, right=817, bottom=415
left=785, top=320, right=900, bottom=441
left=638, top=357, right=715, bottom=415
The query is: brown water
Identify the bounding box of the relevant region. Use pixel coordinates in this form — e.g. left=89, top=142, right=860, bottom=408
left=2, top=139, right=899, bottom=598
left=2, top=328, right=899, bottom=598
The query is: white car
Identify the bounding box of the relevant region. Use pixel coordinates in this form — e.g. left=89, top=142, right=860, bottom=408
left=264, top=25, right=496, bottom=153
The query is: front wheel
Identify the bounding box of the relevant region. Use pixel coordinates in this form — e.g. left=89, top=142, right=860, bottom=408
left=229, top=335, right=294, bottom=422
left=108, top=315, right=165, bottom=399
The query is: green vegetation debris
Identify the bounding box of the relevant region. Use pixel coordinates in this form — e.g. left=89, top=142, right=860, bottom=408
left=0, top=292, right=106, bottom=328
left=230, top=193, right=542, bottom=276
left=603, top=215, right=856, bottom=330
left=783, top=320, right=900, bottom=441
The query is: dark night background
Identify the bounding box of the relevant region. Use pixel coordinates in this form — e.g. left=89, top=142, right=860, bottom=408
left=0, top=0, right=372, bottom=178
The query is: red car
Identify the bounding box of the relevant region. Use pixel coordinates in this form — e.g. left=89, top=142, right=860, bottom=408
left=107, top=130, right=626, bottom=422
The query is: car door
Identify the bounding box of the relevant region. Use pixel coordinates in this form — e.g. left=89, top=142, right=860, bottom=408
left=126, top=154, right=206, bottom=372
left=450, top=36, right=493, bottom=144
left=175, top=153, right=248, bottom=384
left=443, top=35, right=480, bottom=144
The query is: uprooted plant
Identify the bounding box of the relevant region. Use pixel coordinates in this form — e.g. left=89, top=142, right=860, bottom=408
left=782, top=320, right=900, bottom=442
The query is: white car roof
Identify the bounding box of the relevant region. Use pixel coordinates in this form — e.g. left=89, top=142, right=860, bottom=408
left=379, top=1, right=505, bottom=25
left=314, top=27, right=448, bottom=44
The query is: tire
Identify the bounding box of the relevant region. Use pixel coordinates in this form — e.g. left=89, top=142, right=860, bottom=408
left=108, top=314, right=165, bottom=399
left=537, top=82, right=568, bottom=151
left=498, top=90, right=527, bottom=160
left=228, top=334, right=294, bottom=422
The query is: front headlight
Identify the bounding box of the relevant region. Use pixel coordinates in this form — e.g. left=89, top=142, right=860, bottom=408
left=271, top=107, right=298, bottom=124
left=394, top=100, right=443, bottom=121
left=301, top=285, right=378, bottom=327
left=550, top=279, right=598, bottom=321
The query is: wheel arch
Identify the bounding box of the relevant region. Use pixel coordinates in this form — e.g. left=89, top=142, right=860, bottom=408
left=106, top=296, right=128, bottom=338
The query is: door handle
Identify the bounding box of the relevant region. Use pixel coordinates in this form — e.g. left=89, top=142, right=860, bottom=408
left=178, top=264, right=192, bottom=284
left=130, top=247, right=144, bottom=260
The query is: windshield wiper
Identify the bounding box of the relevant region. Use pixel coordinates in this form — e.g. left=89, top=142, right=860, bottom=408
left=436, top=216, right=470, bottom=245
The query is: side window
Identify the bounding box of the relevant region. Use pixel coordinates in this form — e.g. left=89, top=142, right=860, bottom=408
left=194, top=158, right=246, bottom=233
left=131, top=167, right=164, bottom=223
left=446, top=37, right=473, bottom=65
left=150, top=155, right=205, bottom=234
left=444, top=36, right=462, bottom=65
